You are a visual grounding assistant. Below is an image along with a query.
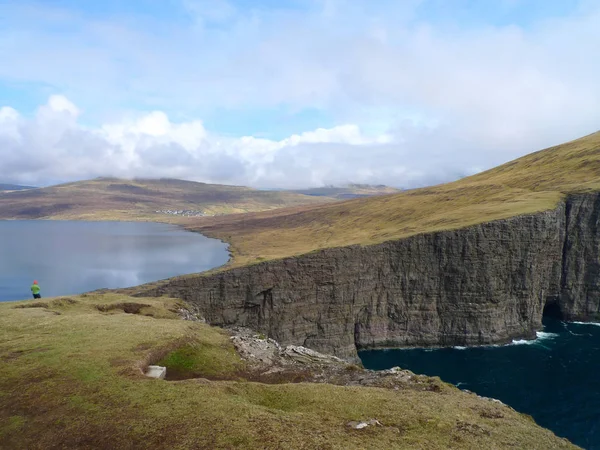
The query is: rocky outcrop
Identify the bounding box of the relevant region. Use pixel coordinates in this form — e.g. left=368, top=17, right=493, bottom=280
left=134, top=193, right=600, bottom=360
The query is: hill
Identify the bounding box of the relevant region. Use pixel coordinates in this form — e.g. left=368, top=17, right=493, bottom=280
left=191, top=131, right=600, bottom=266
left=0, top=293, right=576, bottom=449
left=288, top=184, right=401, bottom=199
left=0, top=183, right=36, bottom=191
left=0, top=178, right=334, bottom=221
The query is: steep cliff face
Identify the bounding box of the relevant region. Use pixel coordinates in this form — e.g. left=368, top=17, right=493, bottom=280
left=556, top=194, right=600, bottom=321
left=135, top=194, right=600, bottom=360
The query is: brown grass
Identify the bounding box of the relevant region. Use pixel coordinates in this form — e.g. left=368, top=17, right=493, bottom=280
left=187, top=131, right=600, bottom=267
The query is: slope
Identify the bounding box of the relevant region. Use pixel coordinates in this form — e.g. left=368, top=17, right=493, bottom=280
left=191, top=131, right=600, bottom=266
left=0, top=177, right=334, bottom=221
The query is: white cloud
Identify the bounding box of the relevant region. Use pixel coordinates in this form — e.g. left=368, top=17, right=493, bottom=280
left=0, top=2, right=599, bottom=188
left=0, top=96, right=406, bottom=188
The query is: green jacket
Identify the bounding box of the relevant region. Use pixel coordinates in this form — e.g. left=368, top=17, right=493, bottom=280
left=31, top=284, right=40, bottom=295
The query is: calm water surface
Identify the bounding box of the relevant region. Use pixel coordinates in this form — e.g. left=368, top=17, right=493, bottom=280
left=360, top=318, right=600, bottom=449
left=0, top=220, right=229, bottom=301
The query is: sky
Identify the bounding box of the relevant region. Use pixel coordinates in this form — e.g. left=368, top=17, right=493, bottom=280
left=0, top=0, right=599, bottom=188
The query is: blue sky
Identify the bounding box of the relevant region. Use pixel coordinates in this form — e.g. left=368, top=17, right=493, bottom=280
left=0, top=0, right=599, bottom=187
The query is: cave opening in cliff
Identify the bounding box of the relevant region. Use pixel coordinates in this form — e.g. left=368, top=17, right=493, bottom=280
left=543, top=298, right=564, bottom=320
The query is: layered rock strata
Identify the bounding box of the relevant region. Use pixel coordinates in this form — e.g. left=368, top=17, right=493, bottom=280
left=134, top=193, right=600, bottom=360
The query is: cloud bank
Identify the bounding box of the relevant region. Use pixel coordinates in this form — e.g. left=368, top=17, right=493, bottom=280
left=1, top=1, right=599, bottom=188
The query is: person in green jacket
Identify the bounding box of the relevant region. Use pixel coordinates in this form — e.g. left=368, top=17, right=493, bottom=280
left=31, top=280, right=41, bottom=299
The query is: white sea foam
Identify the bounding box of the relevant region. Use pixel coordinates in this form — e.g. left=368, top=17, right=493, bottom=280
left=536, top=331, right=559, bottom=339
left=510, top=339, right=533, bottom=345
left=571, top=321, right=600, bottom=327
left=510, top=331, right=558, bottom=346
left=453, top=346, right=467, bottom=350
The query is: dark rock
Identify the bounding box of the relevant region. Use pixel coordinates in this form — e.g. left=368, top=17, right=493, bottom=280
left=135, top=193, right=600, bottom=360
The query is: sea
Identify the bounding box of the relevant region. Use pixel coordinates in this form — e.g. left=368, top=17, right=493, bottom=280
left=360, top=318, right=600, bottom=449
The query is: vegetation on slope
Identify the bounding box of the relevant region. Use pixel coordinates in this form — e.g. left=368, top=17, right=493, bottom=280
left=0, top=178, right=334, bottom=221
left=0, top=294, right=576, bottom=449
left=190, top=132, right=600, bottom=266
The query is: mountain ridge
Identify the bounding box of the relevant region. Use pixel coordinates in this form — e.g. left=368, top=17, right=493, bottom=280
left=0, top=177, right=335, bottom=221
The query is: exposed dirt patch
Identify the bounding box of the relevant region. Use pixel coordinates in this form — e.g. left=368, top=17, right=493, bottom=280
left=14, top=298, right=78, bottom=310
left=455, top=420, right=491, bottom=437
left=14, top=302, right=49, bottom=309
left=96, top=302, right=151, bottom=314
left=478, top=408, right=505, bottom=419
left=50, top=298, right=78, bottom=307
left=1, top=347, right=49, bottom=362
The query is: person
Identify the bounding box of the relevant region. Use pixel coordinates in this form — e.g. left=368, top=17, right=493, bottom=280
left=31, top=280, right=41, bottom=299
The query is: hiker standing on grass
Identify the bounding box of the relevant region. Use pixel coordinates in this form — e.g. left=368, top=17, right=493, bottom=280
left=31, top=280, right=41, bottom=299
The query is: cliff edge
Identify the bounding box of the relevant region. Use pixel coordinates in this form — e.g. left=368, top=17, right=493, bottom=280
left=130, top=192, right=599, bottom=360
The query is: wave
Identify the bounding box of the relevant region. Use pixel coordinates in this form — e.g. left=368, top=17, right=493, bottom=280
left=510, top=331, right=559, bottom=346
left=571, top=321, right=600, bottom=327
left=536, top=331, right=559, bottom=339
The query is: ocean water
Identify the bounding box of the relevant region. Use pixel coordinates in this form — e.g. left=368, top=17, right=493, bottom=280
left=360, top=318, right=600, bottom=449
left=0, top=220, right=230, bottom=301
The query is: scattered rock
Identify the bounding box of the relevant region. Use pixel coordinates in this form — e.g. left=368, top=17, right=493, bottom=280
left=281, top=345, right=345, bottom=365
left=347, top=419, right=382, bottom=429
left=178, top=306, right=206, bottom=322
left=225, top=327, right=432, bottom=389
left=145, top=365, right=167, bottom=379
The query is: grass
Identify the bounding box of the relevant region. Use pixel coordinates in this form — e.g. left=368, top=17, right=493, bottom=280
left=189, top=131, right=600, bottom=267
left=0, top=293, right=577, bottom=449
left=0, top=177, right=333, bottom=221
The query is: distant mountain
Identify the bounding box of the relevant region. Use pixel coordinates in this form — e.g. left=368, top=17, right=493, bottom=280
left=0, top=184, right=36, bottom=191
left=288, top=184, right=401, bottom=200
left=0, top=178, right=335, bottom=220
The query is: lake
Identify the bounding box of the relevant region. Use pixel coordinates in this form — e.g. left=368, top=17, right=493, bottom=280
left=360, top=318, right=600, bottom=449
left=0, top=220, right=229, bottom=301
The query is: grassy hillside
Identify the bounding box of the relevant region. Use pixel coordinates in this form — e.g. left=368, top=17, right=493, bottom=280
left=288, top=184, right=401, bottom=199
left=191, top=132, right=600, bottom=266
left=0, top=294, right=576, bottom=449
left=0, top=178, right=334, bottom=221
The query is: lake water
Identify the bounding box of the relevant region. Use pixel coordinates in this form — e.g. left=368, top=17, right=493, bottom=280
left=360, top=318, right=600, bottom=449
left=0, top=221, right=229, bottom=301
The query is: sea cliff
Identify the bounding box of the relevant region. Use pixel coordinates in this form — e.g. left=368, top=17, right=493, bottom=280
left=134, top=193, right=600, bottom=360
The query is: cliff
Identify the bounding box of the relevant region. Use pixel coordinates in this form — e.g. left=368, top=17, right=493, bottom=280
left=133, top=193, right=600, bottom=360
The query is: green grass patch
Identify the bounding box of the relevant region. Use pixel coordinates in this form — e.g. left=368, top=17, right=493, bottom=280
left=0, top=292, right=578, bottom=449
left=157, top=341, right=244, bottom=380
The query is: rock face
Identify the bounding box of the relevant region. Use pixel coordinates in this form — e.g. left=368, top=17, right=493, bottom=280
left=556, top=194, right=600, bottom=321
left=135, top=193, right=600, bottom=360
